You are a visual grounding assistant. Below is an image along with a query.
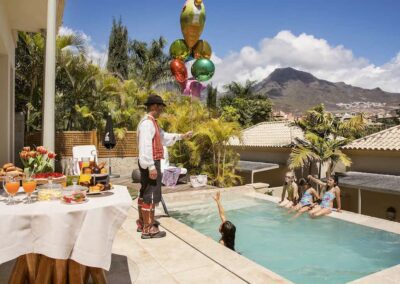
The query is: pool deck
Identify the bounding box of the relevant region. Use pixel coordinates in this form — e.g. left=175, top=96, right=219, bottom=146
left=112, top=178, right=400, bottom=283
left=113, top=204, right=290, bottom=283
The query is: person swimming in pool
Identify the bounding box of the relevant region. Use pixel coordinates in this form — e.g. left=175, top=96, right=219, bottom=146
left=308, top=175, right=341, bottom=217
left=279, top=172, right=299, bottom=208
left=289, top=178, right=320, bottom=218
left=213, top=191, right=236, bottom=251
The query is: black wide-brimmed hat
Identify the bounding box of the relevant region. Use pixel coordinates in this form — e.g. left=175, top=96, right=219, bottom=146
left=144, top=94, right=166, bottom=106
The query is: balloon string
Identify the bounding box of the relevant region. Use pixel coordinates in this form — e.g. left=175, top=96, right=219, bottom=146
left=190, top=92, right=194, bottom=131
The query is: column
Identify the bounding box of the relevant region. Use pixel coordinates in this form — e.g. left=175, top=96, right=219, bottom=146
left=0, top=55, right=10, bottom=164
left=42, top=0, right=57, bottom=152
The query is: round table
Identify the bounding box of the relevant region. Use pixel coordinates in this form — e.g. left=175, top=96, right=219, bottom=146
left=0, top=185, right=132, bottom=283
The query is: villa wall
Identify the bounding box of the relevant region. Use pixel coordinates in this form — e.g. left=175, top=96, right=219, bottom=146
left=235, top=147, right=321, bottom=187
left=342, top=149, right=400, bottom=175
left=340, top=186, right=400, bottom=222
left=361, top=190, right=400, bottom=222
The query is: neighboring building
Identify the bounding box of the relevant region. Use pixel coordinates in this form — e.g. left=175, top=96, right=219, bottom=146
left=272, top=111, right=295, bottom=121
left=340, top=125, right=400, bottom=222
left=230, top=121, right=318, bottom=186
left=0, top=0, right=64, bottom=165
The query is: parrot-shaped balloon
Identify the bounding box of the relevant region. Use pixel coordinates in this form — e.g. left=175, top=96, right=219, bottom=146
left=180, top=0, right=206, bottom=48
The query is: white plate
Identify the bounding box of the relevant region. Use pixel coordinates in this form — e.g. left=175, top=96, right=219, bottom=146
left=86, top=191, right=103, bottom=196
left=91, top=174, right=108, bottom=178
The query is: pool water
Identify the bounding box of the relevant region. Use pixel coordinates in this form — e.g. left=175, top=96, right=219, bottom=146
left=171, top=195, right=400, bottom=284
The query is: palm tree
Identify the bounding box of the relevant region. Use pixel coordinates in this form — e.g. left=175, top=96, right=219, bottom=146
left=15, top=32, right=45, bottom=132
left=223, top=80, right=257, bottom=97
left=15, top=32, right=88, bottom=132
left=128, top=36, right=171, bottom=92
left=56, top=54, right=100, bottom=130
left=219, top=80, right=272, bottom=127
left=289, top=132, right=351, bottom=179
left=158, top=95, right=243, bottom=187
left=289, top=104, right=365, bottom=178
left=194, top=118, right=242, bottom=187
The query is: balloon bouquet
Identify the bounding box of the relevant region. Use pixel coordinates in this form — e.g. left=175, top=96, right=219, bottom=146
left=169, top=0, right=215, bottom=99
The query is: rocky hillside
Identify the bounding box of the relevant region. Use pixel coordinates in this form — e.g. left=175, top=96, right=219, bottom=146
left=253, top=67, right=400, bottom=114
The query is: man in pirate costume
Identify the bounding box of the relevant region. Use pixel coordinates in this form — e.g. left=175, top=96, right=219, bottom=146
left=137, top=94, right=192, bottom=239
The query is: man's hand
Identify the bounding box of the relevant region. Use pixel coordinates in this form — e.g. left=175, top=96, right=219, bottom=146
left=182, top=131, right=193, bottom=140
left=149, top=169, right=158, bottom=180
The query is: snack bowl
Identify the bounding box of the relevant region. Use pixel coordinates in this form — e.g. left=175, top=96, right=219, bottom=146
left=62, top=186, right=88, bottom=204
left=38, top=183, right=63, bottom=201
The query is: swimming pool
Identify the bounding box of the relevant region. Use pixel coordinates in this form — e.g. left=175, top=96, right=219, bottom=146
left=170, top=194, right=400, bottom=284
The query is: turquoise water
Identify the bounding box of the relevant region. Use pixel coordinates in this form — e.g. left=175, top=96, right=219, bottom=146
left=171, top=195, right=400, bottom=284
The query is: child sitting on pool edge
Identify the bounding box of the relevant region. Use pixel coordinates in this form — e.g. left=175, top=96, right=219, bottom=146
left=288, top=178, right=320, bottom=219
left=308, top=175, right=342, bottom=217
left=279, top=172, right=299, bottom=208
left=213, top=191, right=236, bottom=251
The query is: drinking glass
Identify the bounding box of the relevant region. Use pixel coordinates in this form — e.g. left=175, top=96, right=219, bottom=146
left=5, top=176, right=20, bottom=205
left=22, top=178, right=37, bottom=204
left=81, top=157, right=90, bottom=169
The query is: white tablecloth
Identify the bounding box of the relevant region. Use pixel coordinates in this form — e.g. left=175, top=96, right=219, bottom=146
left=0, top=185, right=132, bottom=270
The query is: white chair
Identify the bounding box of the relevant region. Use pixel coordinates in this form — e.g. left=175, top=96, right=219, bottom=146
left=161, top=146, right=188, bottom=183
left=72, top=145, right=98, bottom=175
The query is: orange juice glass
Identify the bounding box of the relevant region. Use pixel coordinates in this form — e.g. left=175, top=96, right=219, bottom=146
left=5, top=176, right=20, bottom=205
left=23, top=179, right=37, bottom=204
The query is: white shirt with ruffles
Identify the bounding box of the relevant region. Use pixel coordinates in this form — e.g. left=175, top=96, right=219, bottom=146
left=137, top=114, right=182, bottom=170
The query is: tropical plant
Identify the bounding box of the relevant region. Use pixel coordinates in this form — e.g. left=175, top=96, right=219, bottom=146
left=15, top=32, right=45, bottom=132
left=289, top=132, right=351, bottom=179
left=289, top=104, right=366, bottom=178
left=107, top=17, right=129, bottom=79
left=98, top=76, right=147, bottom=138
left=158, top=95, right=243, bottom=187
left=56, top=54, right=101, bottom=130
left=194, top=118, right=242, bottom=187
left=206, top=84, right=218, bottom=112
left=219, top=80, right=272, bottom=127
left=15, top=31, right=88, bottom=132
left=128, top=36, right=171, bottom=91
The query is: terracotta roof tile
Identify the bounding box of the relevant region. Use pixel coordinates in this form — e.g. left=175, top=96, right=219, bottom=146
left=343, top=125, right=400, bottom=151
left=229, top=121, right=304, bottom=148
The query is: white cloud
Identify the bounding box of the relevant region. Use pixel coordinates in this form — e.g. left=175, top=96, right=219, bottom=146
left=58, top=26, right=108, bottom=68
left=210, top=30, right=400, bottom=93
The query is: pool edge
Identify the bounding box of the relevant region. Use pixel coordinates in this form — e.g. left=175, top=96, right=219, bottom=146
left=162, top=185, right=400, bottom=284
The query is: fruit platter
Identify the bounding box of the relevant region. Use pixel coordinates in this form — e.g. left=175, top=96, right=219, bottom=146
left=32, top=172, right=67, bottom=186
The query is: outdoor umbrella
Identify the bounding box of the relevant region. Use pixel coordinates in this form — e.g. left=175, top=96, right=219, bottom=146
left=103, top=113, right=120, bottom=178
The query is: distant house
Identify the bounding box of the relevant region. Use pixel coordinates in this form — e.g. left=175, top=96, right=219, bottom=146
left=340, top=125, right=400, bottom=221
left=230, top=121, right=318, bottom=186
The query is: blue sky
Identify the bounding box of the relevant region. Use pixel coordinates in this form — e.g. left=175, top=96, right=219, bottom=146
left=62, top=0, right=400, bottom=92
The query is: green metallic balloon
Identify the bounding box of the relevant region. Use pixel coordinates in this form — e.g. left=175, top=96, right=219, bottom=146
left=169, top=39, right=190, bottom=61
left=193, top=40, right=212, bottom=59
left=191, top=59, right=215, bottom=82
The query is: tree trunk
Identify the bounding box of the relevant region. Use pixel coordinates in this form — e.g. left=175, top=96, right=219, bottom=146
left=318, top=160, right=322, bottom=179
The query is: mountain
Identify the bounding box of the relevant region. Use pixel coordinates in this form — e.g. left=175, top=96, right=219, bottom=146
left=253, top=67, right=400, bottom=114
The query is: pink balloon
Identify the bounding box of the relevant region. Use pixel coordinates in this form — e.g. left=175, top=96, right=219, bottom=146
left=182, top=78, right=206, bottom=98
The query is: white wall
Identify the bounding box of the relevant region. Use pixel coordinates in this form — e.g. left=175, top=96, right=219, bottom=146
left=0, top=1, right=16, bottom=165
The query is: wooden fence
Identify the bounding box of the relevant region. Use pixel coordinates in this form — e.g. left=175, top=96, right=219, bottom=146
left=25, top=131, right=138, bottom=158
